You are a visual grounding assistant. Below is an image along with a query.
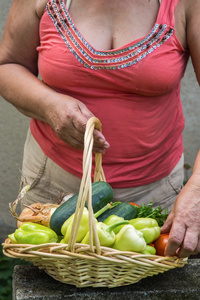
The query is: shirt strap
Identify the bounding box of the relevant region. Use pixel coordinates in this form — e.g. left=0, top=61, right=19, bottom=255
left=66, top=0, right=72, bottom=10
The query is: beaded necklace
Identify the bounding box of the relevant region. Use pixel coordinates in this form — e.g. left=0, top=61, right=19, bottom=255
left=47, top=0, right=174, bottom=70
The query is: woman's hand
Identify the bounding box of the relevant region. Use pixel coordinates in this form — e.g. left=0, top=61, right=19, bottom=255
left=45, top=93, right=110, bottom=153
left=161, top=173, right=200, bottom=258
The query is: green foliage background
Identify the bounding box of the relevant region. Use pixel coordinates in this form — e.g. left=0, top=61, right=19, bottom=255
left=0, top=244, right=28, bottom=300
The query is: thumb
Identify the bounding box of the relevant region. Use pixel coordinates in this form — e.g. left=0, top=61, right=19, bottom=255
left=161, top=210, right=174, bottom=233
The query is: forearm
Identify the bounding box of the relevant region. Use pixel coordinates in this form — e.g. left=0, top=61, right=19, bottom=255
left=0, top=63, right=56, bottom=123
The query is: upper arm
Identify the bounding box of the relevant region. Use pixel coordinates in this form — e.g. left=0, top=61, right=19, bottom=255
left=186, top=0, right=200, bottom=84
left=0, top=0, right=47, bottom=76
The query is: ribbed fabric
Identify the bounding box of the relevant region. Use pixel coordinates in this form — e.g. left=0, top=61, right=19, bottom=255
left=31, top=0, right=189, bottom=188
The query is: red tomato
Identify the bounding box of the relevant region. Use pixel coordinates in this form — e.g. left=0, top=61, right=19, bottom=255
left=129, top=202, right=140, bottom=207
left=154, top=233, right=169, bottom=256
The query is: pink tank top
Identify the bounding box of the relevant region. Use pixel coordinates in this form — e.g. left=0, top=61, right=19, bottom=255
left=31, top=0, right=189, bottom=188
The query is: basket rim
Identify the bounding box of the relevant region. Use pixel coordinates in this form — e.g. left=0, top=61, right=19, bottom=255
left=2, top=238, right=188, bottom=269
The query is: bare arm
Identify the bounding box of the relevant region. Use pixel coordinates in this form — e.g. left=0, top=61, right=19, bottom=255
left=162, top=151, right=200, bottom=257
left=0, top=0, right=109, bottom=152
left=161, top=0, right=200, bottom=258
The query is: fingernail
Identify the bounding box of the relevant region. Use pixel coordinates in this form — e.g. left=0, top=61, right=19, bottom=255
left=97, top=149, right=105, bottom=154
left=99, top=139, right=110, bottom=148
left=99, top=138, right=105, bottom=143
left=104, top=142, right=110, bottom=149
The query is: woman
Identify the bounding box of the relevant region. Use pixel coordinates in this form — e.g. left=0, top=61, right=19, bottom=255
left=0, top=0, right=200, bottom=258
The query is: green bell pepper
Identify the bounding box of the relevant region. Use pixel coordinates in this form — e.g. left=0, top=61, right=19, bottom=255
left=61, top=203, right=117, bottom=244
left=13, top=222, right=58, bottom=244
left=103, top=215, right=127, bottom=234
left=141, top=244, right=156, bottom=255
left=8, top=233, right=18, bottom=244
left=129, top=218, right=160, bottom=244
left=112, top=224, right=146, bottom=252
left=81, top=220, right=129, bottom=247
left=62, top=207, right=92, bottom=243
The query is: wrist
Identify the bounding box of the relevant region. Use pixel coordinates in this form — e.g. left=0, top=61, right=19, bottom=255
left=186, top=173, right=200, bottom=189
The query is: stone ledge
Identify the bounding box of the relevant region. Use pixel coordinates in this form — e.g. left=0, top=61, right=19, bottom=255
left=13, top=259, right=200, bottom=300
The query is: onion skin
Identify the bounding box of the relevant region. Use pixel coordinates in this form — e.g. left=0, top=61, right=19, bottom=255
left=9, top=184, right=74, bottom=228
left=16, top=203, right=59, bottom=228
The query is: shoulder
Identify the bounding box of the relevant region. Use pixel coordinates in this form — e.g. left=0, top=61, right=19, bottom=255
left=0, top=0, right=48, bottom=73
left=184, top=0, right=200, bottom=18
left=184, top=0, right=200, bottom=83
left=176, top=0, right=200, bottom=17
left=35, top=0, right=49, bottom=18
left=6, top=0, right=47, bottom=19
left=184, top=0, right=200, bottom=34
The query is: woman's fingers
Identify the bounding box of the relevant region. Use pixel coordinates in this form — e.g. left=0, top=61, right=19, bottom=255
left=48, top=96, right=110, bottom=152
left=164, top=219, right=186, bottom=257
left=163, top=175, right=200, bottom=258
left=176, top=229, right=199, bottom=258
left=161, top=209, right=174, bottom=234
left=77, top=102, right=110, bottom=151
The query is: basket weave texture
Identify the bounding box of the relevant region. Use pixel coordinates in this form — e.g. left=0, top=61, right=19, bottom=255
left=3, top=117, right=187, bottom=288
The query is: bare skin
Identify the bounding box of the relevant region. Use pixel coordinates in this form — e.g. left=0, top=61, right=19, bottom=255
left=0, top=0, right=200, bottom=257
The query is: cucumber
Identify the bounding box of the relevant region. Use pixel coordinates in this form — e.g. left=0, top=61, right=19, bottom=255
left=97, top=202, right=138, bottom=222
left=50, top=181, right=113, bottom=235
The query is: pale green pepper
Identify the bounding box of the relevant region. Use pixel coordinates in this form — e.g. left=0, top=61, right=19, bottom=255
left=141, top=244, right=156, bottom=255
left=103, top=215, right=127, bottom=234
left=61, top=202, right=117, bottom=244
left=11, top=222, right=58, bottom=245
left=8, top=233, right=18, bottom=244
left=112, top=224, right=146, bottom=252
left=129, top=218, right=160, bottom=244
left=81, top=220, right=129, bottom=247
left=62, top=207, right=92, bottom=243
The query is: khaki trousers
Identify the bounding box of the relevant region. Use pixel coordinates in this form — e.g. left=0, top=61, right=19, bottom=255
left=20, top=128, right=184, bottom=211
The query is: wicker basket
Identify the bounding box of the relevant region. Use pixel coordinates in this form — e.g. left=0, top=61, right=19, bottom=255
left=3, top=117, right=187, bottom=288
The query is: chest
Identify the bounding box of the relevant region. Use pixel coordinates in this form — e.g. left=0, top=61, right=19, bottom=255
left=67, top=0, right=161, bottom=50
left=66, top=0, right=187, bottom=50
left=38, top=0, right=189, bottom=95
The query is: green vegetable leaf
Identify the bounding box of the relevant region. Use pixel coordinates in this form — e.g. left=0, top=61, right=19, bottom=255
left=136, top=200, right=169, bottom=227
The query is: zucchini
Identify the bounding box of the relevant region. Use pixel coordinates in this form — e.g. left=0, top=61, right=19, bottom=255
left=50, top=181, right=113, bottom=235
left=97, top=202, right=138, bottom=222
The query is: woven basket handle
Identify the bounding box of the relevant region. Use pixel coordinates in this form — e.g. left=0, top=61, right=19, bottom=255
left=68, top=117, right=106, bottom=254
